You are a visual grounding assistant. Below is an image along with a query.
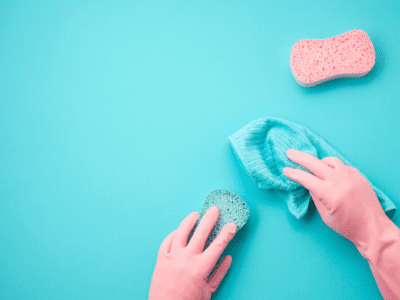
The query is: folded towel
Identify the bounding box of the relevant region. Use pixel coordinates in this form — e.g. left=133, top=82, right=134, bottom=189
left=229, top=117, right=397, bottom=219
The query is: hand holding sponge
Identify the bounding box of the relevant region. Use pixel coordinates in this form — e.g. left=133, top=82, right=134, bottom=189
left=149, top=190, right=250, bottom=300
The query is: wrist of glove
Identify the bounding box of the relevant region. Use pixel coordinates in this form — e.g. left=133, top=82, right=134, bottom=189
left=353, top=212, right=400, bottom=264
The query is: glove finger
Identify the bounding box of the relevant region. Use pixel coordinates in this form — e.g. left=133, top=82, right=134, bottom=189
left=286, top=149, right=330, bottom=180
left=206, top=255, right=232, bottom=295
left=171, top=212, right=199, bottom=252
left=321, top=157, right=342, bottom=169
left=202, top=223, right=236, bottom=270
left=187, top=206, right=220, bottom=253
left=283, top=167, right=323, bottom=199
left=159, top=230, right=176, bottom=255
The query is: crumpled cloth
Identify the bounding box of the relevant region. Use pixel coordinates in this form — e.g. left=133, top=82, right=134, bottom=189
left=229, top=117, right=397, bottom=219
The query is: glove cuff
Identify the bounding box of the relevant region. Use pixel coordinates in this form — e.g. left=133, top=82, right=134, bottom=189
left=354, top=212, right=400, bottom=265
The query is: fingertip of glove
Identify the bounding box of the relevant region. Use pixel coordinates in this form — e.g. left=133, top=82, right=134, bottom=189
left=228, top=222, right=237, bottom=234
left=286, top=149, right=295, bottom=157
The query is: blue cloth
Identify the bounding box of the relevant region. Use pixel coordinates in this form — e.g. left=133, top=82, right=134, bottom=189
left=229, top=117, right=397, bottom=219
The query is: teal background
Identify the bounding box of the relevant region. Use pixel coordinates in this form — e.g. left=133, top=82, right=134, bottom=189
left=1, top=0, right=400, bottom=299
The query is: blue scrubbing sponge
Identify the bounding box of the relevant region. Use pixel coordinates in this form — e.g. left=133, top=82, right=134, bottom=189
left=189, top=189, right=250, bottom=250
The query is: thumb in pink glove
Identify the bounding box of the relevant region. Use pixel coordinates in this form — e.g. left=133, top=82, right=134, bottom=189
left=283, top=149, right=400, bottom=300
left=149, top=206, right=237, bottom=300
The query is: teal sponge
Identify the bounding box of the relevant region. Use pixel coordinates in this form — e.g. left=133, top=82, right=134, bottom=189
left=189, top=189, right=250, bottom=250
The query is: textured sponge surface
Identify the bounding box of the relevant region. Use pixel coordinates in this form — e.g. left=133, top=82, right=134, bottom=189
left=290, top=29, right=375, bottom=87
left=189, top=189, right=250, bottom=251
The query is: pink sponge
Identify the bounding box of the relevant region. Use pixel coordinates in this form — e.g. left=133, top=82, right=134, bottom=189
left=290, top=29, right=375, bottom=87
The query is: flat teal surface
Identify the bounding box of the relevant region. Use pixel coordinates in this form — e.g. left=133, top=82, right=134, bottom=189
left=1, top=1, right=400, bottom=299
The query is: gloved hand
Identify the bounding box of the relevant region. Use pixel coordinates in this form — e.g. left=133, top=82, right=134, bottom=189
left=282, top=148, right=386, bottom=247
left=283, top=149, right=400, bottom=300
left=149, top=206, right=237, bottom=300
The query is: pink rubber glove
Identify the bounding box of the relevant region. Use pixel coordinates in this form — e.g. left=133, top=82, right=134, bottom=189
left=283, top=149, right=400, bottom=300
left=149, top=206, right=237, bottom=300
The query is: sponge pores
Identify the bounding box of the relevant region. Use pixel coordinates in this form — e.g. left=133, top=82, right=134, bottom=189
left=290, top=29, right=375, bottom=87
left=188, top=189, right=250, bottom=251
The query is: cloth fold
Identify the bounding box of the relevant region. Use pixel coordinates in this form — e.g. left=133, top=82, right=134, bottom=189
left=229, top=117, right=397, bottom=219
